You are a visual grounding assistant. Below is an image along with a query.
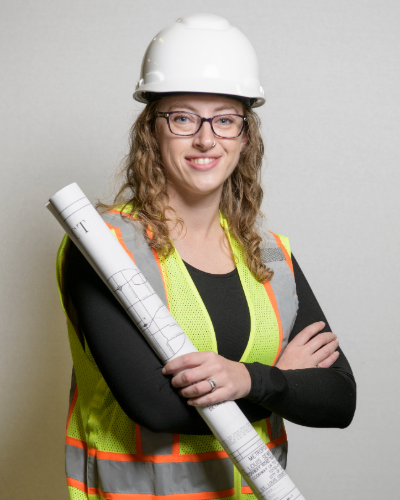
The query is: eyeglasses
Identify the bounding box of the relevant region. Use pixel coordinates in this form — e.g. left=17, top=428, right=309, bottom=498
left=156, top=111, right=247, bottom=139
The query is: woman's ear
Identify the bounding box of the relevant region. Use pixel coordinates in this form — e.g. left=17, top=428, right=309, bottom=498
left=240, top=129, right=249, bottom=151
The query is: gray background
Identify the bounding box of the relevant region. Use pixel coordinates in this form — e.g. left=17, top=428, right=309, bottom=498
left=1, top=0, right=399, bottom=498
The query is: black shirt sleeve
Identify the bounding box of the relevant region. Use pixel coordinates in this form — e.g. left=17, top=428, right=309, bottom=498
left=66, top=242, right=212, bottom=435
left=243, top=255, right=356, bottom=428
left=66, top=243, right=356, bottom=433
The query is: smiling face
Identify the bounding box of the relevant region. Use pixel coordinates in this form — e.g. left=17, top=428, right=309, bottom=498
left=156, top=93, right=247, bottom=203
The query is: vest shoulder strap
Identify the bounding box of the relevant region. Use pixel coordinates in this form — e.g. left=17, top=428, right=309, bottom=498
left=100, top=211, right=168, bottom=307
left=262, top=231, right=298, bottom=352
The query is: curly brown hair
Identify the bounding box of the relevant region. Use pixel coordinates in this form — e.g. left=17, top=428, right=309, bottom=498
left=98, top=100, right=273, bottom=283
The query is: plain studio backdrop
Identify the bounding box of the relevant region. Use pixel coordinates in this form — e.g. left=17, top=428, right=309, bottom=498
left=1, top=1, right=399, bottom=498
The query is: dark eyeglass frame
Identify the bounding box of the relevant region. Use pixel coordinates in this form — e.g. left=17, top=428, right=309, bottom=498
left=156, top=111, right=247, bottom=138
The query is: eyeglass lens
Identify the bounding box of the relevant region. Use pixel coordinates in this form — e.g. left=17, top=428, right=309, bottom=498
left=169, top=112, right=243, bottom=138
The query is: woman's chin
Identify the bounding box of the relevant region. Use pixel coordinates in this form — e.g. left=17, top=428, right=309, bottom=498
left=178, top=183, right=224, bottom=200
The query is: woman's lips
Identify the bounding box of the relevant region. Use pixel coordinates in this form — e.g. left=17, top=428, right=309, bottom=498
left=185, top=157, right=221, bottom=170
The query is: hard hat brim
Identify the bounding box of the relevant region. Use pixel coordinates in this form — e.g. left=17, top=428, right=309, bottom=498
left=137, top=91, right=262, bottom=108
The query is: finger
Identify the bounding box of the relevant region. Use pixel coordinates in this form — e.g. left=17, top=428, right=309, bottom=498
left=307, top=332, right=337, bottom=354
left=162, top=351, right=214, bottom=375
left=187, top=389, right=227, bottom=407
left=313, top=340, right=339, bottom=365
left=179, top=380, right=215, bottom=398
left=291, top=322, right=326, bottom=347
left=171, top=364, right=216, bottom=388
left=318, top=350, right=340, bottom=369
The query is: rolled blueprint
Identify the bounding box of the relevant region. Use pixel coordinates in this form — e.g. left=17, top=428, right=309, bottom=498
left=47, top=182, right=305, bottom=500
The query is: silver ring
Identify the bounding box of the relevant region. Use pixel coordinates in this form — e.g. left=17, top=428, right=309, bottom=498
left=207, top=378, right=217, bottom=392
left=211, top=140, right=216, bottom=147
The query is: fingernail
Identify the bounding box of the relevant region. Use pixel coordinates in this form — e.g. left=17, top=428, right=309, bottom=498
left=161, top=367, right=166, bottom=374
left=187, top=400, right=194, bottom=406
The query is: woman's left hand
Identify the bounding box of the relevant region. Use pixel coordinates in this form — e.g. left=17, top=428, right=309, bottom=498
left=162, top=351, right=252, bottom=406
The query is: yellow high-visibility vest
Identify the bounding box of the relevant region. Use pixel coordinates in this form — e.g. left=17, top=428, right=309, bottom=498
left=56, top=208, right=298, bottom=500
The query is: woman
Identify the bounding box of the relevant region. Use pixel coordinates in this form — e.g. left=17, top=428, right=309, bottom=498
left=59, top=14, right=356, bottom=500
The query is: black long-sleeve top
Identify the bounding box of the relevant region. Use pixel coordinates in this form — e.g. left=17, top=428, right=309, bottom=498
left=65, top=242, right=356, bottom=435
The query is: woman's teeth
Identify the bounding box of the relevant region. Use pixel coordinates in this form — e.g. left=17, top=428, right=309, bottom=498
left=189, top=158, right=217, bottom=165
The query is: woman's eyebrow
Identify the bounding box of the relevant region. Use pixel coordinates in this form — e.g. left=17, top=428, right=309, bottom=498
left=213, top=105, right=241, bottom=114
left=166, top=103, right=241, bottom=114
left=166, top=103, right=198, bottom=112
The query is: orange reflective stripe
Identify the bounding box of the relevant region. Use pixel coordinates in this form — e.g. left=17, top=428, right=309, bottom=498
left=98, top=487, right=235, bottom=500
left=105, top=222, right=136, bottom=263
left=95, top=449, right=228, bottom=463
left=172, top=433, right=180, bottom=455
left=66, top=436, right=88, bottom=450
left=67, top=482, right=102, bottom=498
left=67, top=477, right=97, bottom=497
left=109, top=208, right=135, bottom=218
left=65, top=434, right=228, bottom=463
left=241, top=486, right=253, bottom=494
left=67, top=477, right=87, bottom=491
left=270, top=232, right=294, bottom=275
left=108, top=208, right=140, bottom=225
left=263, top=281, right=283, bottom=366
left=66, top=385, right=78, bottom=432
left=146, top=227, right=153, bottom=240
left=267, top=432, right=287, bottom=450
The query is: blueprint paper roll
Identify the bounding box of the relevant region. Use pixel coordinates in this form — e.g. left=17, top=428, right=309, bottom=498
left=47, top=182, right=305, bottom=500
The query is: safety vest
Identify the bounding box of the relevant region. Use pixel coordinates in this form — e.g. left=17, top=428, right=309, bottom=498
left=56, top=209, right=298, bottom=500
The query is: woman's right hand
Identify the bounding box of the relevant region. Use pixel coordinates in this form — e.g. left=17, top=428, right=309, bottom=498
left=276, top=321, right=339, bottom=370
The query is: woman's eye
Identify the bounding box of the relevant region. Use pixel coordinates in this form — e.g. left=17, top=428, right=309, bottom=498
left=217, top=117, right=233, bottom=125
left=172, top=114, right=194, bottom=124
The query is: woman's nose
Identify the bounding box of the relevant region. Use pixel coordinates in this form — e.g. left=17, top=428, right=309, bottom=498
left=192, top=121, right=215, bottom=150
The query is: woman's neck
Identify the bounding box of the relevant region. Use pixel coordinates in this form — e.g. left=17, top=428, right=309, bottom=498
left=166, top=187, right=235, bottom=274
left=166, top=185, right=222, bottom=240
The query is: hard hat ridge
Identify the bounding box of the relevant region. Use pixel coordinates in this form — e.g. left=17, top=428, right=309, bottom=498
left=133, top=13, right=265, bottom=108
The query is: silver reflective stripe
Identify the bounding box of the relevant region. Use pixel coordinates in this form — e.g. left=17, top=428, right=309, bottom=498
left=260, top=233, right=296, bottom=474
left=66, top=445, right=234, bottom=495
left=260, top=247, right=286, bottom=263
left=97, top=457, right=234, bottom=495
left=101, top=212, right=168, bottom=307
left=268, top=412, right=283, bottom=441
left=66, top=444, right=87, bottom=484
left=262, top=233, right=298, bottom=354
left=271, top=442, right=287, bottom=469
left=140, top=426, right=173, bottom=455
left=87, top=454, right=99, bottom=489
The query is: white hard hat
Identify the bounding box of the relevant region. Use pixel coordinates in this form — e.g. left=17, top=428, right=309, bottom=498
left=133, top=13, right=265, bottom=108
